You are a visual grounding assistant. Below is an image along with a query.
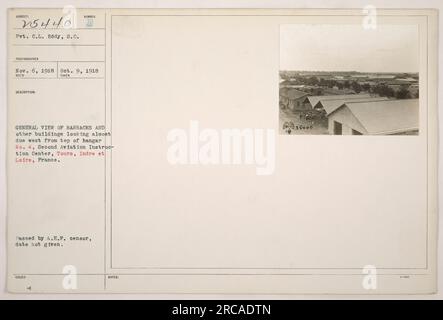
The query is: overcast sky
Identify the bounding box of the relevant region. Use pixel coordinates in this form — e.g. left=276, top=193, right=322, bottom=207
left=280, top=24, right=419, bottom=73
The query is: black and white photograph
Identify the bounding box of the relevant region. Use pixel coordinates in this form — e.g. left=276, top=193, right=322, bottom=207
left=279, top=24, right=420, bottom=135
left=2, top=4, right=440, bottom=302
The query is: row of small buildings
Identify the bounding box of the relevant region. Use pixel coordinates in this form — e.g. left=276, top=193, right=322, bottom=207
left=280, top=75, right=419, bottom=97
left=279, top=89, right=419, bottom=135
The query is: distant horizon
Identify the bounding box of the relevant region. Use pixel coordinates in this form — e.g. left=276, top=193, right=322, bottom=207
left=280, top=70, right=419, bottom=75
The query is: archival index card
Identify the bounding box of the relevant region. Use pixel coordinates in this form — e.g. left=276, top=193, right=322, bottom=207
left=7, top=8, right=438, bottom=294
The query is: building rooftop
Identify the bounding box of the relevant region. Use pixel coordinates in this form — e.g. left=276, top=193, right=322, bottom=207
left=337, top=99, right=419, bottom=135
left=320, top=97, right=389, bottom=115
left=368, top=75, right=397, bottom=79
left=396, top=77, right=419, bottom=82
left=306, top=93, right=372, bottom=109
left=280, top=88, right=309, bottom=100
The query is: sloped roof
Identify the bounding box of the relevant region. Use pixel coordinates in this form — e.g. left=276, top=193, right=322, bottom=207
left=368, top=75, right=396, bottom=79
left=320, top=97, right=389, bottom=115
left=397, top=77, right=418, bottom=82
left=307, top=93, right=371, bottom=108
left=279, top=88, right=309, bottom=100
left=342, top=99, right=419, bottom=134
left=280, top=80, right=297, bottom=85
